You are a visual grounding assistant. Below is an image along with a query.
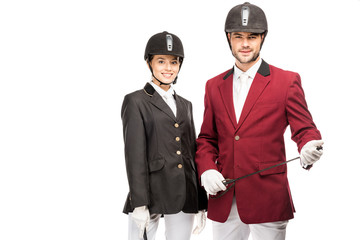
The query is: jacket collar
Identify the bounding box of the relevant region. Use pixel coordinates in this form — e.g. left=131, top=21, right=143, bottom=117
left=143, top=82, right=179, bottom=121
left=223, top=60, right=270, bottom=81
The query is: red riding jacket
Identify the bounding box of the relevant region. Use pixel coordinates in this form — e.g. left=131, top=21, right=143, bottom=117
left=195, top=60, right=321, bottom=224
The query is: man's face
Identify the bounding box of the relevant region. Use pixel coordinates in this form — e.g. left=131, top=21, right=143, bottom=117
left=228, top=32, right=263, bottom=67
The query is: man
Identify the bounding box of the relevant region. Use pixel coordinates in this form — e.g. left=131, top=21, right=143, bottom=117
left=195, top=2, right=324, bottom=240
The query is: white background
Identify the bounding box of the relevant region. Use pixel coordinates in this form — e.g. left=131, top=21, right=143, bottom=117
left=1, top=0, right=360, bottom=239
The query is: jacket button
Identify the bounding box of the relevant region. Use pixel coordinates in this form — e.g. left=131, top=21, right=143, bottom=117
left=235, top=135, right=240, bottom=140
left=174, top=123, right=179, bottom=128
left=175, top=137, right=180, bottom=141
left=178, top=164, right=183, bottom=169
left=176, top=150, right=181, bottom=155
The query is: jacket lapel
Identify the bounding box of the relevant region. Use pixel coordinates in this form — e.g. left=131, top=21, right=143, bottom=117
left=236, top=61, right=271, bottom=131
left=174, top=92, right=187, bottom=122
left=143, top=83, right=177, bottom=121
left=218, top=68, right=238, bottom=129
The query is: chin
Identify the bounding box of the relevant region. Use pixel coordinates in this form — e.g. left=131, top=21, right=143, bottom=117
left=162, top=78, right=175, bottom=84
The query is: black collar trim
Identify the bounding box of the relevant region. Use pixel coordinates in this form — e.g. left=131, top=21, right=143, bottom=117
left=143, top=82, right=155, bottom=96
left=223, top=60, right=270, bottom=80
left=258, top=60, right=270, bottom=76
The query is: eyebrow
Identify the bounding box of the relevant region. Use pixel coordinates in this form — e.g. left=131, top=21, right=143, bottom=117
left=232, top=33, right=259, bottom=37
left=155, top=56, right=179, bottom=60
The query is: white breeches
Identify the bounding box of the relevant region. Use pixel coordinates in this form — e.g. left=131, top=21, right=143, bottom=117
left=212, top=197, right=288, bottom=240
left=128, top=211, right=195, bottom=240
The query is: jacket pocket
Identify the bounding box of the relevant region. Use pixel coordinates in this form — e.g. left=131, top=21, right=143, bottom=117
left=258, top=161, right=286, bottom=176
left=148, top=157, right=165, bottom=173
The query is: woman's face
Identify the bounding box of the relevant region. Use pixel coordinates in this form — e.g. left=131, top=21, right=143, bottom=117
left=149, top=55, right=180, bottom=88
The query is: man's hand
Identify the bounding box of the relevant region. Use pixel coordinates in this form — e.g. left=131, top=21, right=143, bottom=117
left=201, top=169, right=226, bottom=195
left=131, top=206, right=150, bottom=238
left=300, top=140, right=324, bottom=167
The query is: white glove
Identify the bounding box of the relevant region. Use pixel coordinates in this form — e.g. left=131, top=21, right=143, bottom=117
left=131, top=206, right=150, bottom=238
left=300, top=140, right=324, bottom=167
left=192, top=210, right=206, bottom=234
left=201, top=169, right=226, bottom=195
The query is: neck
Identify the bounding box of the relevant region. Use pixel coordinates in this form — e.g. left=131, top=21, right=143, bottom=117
left=152, top=79, right=171, bottom=91
left=235, top=56, right=260, bottom=72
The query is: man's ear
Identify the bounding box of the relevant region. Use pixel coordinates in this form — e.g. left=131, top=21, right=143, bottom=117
left=227, top=33, right=231, bottom=41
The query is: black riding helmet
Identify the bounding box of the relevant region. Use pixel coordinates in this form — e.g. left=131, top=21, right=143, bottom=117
left=225, top=2, right=268, bottom=49
left=144, top=31, right=184, bottom=85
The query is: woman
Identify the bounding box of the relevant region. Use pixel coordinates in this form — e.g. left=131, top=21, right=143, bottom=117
left=121, top=31, right=208, bottom=240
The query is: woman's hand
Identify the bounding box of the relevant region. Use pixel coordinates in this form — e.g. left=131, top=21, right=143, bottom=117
left=192, top=210, right=206, bottom=234
left=131, top=206, right=150, bottom=238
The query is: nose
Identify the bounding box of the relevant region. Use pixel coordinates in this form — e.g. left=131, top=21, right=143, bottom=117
left=165, top=62, right=172, bottom=70
left=241, top=38, right=249, bottom=47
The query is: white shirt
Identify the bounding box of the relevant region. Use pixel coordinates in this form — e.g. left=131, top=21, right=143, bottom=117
left=233, top=59, right=262, bottom=122
left=150, top=81, right=177, bottom=117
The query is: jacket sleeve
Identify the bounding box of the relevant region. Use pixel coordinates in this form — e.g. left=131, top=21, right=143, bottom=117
left=121, top=94, right=149, bottom=208
left=195, top=81, right=220, bottom=177
left=285, top=73, right=322, bottom=152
